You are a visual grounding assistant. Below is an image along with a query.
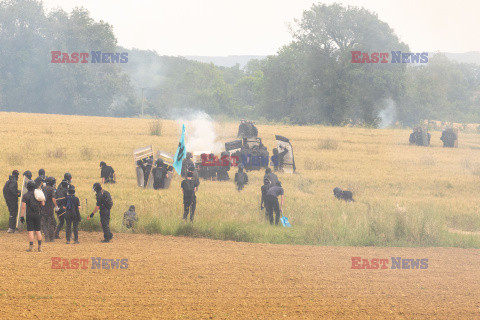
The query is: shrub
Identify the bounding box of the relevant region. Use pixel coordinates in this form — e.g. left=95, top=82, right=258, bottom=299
left=149, top=120, right=163, bottom=136
left=46, top=148, right=66, bottom=158
left=317, top=138, right=338, bottom=150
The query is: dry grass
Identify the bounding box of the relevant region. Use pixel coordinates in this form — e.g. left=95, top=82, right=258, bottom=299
left=0, top=112, right=479, bottom=247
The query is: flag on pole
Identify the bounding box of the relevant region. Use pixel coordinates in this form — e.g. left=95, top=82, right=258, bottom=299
left=173, top=124, right=186, bottom=175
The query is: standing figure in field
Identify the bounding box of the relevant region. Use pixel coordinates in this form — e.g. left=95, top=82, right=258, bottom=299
left=144, top=158, right=154, bottom=188
left=41, top=177, right=57, bottom=242
left=123, top=205, right=138, bottom=230
left=260, top=178, right=271, bottom=221
left=181, top=171, right=198, bottom=222
left=181, top=153, right=194, bottom=178
left=20, top=180, right=44, bottom=252
left=89, top=183, right=114, bottom=243
left=100, top=161, right=116, bottom=184
left=54, top=173, right=72, bottom=239
left=234, top=166, right=248, bottom=191
left=3, top=170, right=21, bottom=233
left=64, top=185, right=81, bottom=244
left=188, top=165, right=200, bottom=190
left=216, top=151, right=231, bottom=181
left=265, top=181, right=284, bottom=225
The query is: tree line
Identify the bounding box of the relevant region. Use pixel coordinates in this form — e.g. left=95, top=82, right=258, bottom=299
left=1, top=0, right=479, bottom=126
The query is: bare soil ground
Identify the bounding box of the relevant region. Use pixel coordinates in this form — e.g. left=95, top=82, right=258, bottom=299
left=0, top=232, right=479, bottom=319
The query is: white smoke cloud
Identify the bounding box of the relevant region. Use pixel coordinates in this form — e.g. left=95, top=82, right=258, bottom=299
left=378, top=98, right=397, bottom=129
left=174, top=110, right=223, bottom=153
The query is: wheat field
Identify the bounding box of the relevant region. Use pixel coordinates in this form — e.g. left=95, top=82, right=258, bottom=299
left=1, top=112, right=479, bottom=247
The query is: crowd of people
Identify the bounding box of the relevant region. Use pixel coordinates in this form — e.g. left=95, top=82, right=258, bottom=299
left=2, top=162, right=140, bottom=252
left=3, top=155, right=288, bottom=251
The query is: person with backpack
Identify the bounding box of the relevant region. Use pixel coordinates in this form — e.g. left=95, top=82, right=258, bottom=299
left=153, top=159, right=170, bottom=190
left=64, top=185, right=81, bottom=244
left=100, top=161, right=116, bottom=184
left=264, top=168, right=278, bottom=186
left=3, top=170, right=21, bottom=233
left=260, top=178, right=271, bottom=221
left=54, top=173, right=72, bottom=239
left=41, top=177, right=57, bottom=242
left=181, top=171, right=198, bottom=222
left=265, top=181, right=285, bottom=226
left=234, top=166, right=248, bottom=191
left=89, top=182, right=113, bottom=242
left=19, top=180, right=45, bottom=252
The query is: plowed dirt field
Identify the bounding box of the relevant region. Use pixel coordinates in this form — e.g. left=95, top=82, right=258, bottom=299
left=0, top=232, right=479, bottom=319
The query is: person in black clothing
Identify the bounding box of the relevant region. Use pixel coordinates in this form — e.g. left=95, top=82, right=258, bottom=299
left=64, top=185, right=81, bottom=244
left=23, top=170, right=32, bottom=180
left=100, top=161, right=116, bottom=184
left=181, top=171, right=198, bottom=222
left=54, top=173, right=72, bottom=239
left=264, top=168, right=278, bottom=186
left=3, top=170, right=21, bottom=233
left=181, top=153, right=194, bottom=178
left=153, top=159, right=170, bottom=189
left=265, top=181, right=284, bottom=225
left=20, top=180, right=45, bottom=252
left=41, top=177, right=57, bottom=242
left=187, top=165, right=200, bottom=189
left=89, top=182, right=113, bottom=242
left=234, top=166, right=248, bottom=191
left=37, top=169, right=46, bottom=182
left=260, top=178, right=271, bottom=221
left=144, top=158, right=153, bottom=188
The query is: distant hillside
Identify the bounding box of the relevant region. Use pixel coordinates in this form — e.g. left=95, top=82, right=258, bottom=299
left=184, top=55, right=267, bottom=68
left=441, top=52, right=480, bottom=65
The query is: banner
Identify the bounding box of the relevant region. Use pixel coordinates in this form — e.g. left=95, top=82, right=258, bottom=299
left=173, top=124, right=186, bottom=175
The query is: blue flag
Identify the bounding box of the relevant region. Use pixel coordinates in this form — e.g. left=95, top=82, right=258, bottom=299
left=173, top=124, right=186, bottom=175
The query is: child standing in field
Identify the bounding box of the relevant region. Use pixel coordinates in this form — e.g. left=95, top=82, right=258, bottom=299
left=123, top=205, right=138, bottom=230
left=64, top=185, right=81, bottom=244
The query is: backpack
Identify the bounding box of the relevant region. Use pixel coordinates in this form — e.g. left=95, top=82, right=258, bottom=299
left=34, top=189, right=46, bottom=202
left=103, top=191, right=113, bottom=210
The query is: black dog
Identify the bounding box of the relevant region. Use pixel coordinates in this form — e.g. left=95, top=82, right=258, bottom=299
left=333, top=187, right=354, bottom=202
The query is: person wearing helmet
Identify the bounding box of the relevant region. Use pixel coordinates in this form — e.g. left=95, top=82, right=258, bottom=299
left=20, top=180, right=45, bottom=252
left=41, top=177, right=57, bottom=242
left=54, top=173, right=72, bottom=239
left=100, top=161, right=116, bottom=184
left=37, top=169, right=46, bottom=182
left=89, top=182, right=113, bottom=242
left=64, top=185, right=81, bottom=244
left=3, top=170, right=21, bottom=233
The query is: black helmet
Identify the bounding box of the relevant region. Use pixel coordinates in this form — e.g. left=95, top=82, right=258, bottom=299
left=38, top=169, right=45, bottom=177
left=92, top=182, right=102, bottom=193
left=34, top=176, right=45, bottom=188
left=23, top=170, right=32, bottom=179
left=46, top=176, right=56, bottom=186
left=64, top=172, right=72, bottom=181
left=129, top=205, right=135, bottom=211
left=12, top=170, right=19, bottom=177
left=67, top=184, right=75, bottom=195
left=100, top=161, right=106, bottom=168
left=156, top=159, right=164, bottom=167
left=26, top=180, right=36, bottom=191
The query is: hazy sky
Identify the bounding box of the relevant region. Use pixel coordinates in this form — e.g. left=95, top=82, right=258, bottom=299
left=41, top=0, right=480, bottom=56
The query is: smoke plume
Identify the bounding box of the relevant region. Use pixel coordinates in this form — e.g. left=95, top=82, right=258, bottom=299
left=174, top=110, right=223, bottom=153
left=378, top=98, right=397, bottom=129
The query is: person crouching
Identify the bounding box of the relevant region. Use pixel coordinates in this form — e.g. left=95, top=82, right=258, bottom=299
left=123, top=205, right=138, bottom=230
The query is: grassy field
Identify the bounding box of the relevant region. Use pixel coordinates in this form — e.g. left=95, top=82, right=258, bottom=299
left=1, top=112, right=480, bottom=248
